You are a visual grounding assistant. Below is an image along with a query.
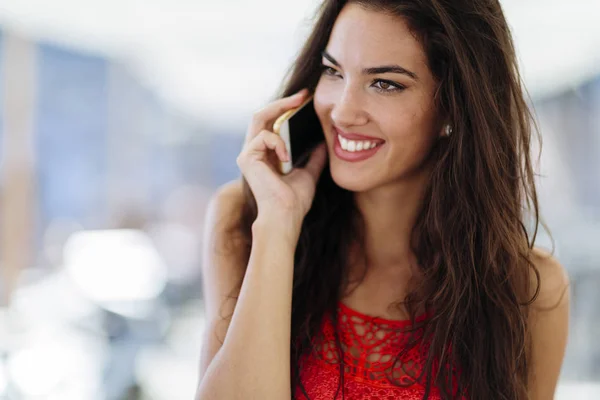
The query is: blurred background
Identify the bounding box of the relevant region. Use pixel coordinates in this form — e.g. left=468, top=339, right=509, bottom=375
left=0, top=0, right=598, bottom=399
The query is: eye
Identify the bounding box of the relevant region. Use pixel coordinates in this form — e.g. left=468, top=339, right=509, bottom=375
left=372, top=79, right=405, bottom=93
left=320, top=64, right=341, bottom=77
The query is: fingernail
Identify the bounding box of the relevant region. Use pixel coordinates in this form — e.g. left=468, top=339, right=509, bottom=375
left=294, top=89, right=307, bottom=97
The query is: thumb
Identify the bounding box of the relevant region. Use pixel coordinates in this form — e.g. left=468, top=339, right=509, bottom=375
left=303, top=142, right=328, bottom=181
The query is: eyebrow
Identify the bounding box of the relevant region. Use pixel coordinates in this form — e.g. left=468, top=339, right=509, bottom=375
left=321, top=50, right=419, bottom=81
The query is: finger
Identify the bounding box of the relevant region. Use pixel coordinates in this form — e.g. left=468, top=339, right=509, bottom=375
left=302, top=142, right=328, bottom=182
left=261, top=131, right=290, bottom=162
left=248, top=89, right=309, bottom=137
left=243, top=130, right=289, bottom=163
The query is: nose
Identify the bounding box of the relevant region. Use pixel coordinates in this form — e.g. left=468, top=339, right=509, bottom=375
left=330, top=87, right=368, bottom=128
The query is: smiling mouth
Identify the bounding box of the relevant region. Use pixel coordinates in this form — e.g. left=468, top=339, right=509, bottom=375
left=332, top=130, right=384, bottom=163
left=332, top=126, right=385, bottom=153
left=337, top=134, right=384, bottom=152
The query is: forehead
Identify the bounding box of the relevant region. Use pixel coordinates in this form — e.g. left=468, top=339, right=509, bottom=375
left=326, top=3, right=428, bottom=72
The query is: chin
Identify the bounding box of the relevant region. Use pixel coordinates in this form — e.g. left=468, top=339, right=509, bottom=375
left=328, top=160, right=380, bottom=193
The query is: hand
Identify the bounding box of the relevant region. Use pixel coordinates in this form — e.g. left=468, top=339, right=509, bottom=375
left=236, top=89, right=328, bottom=229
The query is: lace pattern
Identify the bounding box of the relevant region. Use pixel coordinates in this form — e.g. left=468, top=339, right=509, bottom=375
left=295, top=302, right=443, bottom=400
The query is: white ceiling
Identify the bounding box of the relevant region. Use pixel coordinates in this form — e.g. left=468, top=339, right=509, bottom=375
left=0, top=0, right=598, bottom=128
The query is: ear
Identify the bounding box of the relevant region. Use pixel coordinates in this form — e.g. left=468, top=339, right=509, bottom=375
left=438, top=124, right=446, bottom=138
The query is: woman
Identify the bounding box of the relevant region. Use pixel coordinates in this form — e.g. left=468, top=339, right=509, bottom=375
left=196, top=1, right=570, bottom=399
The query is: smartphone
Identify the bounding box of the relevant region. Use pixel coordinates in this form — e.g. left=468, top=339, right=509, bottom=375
left=272, top=96, right=325, bottom=174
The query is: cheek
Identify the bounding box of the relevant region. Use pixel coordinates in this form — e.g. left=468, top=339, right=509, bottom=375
left=313, top=83, right=329, bottom=116
left=381, top=106, right=438, bottom=154
left=387, top=94, right=438, bottom=137
left=313, top=84, right=335, bottom=134
left=313, top=78, right=342, bottom=117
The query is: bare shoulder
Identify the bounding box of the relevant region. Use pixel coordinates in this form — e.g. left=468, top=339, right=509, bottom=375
left=526, top=247, right=570, bottom=398
left=203, top=179, right=249, bottom=272
left=206, top=179, right=245, bottom=226
left=528, top=247, right=570, bottom=310
left=202, top=178, right=248, bottom=314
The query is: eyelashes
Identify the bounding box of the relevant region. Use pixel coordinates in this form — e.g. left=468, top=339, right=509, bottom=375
left=319, top=64, right=406, bottom=94
left=372, top=79, right=406, bottom=93
left=320, top=65, right=339, bottom=76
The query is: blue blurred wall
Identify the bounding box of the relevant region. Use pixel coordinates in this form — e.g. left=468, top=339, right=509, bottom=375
left=35, top=43, right=109, bottom=229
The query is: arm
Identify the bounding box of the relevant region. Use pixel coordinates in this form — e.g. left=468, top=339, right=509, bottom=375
left=195, top=181, right=300, bottom=400
left=528, top=248, right=571, bottom=399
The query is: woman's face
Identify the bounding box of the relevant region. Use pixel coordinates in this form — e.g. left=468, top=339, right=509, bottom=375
left=314, top=3, right=442, bottom=192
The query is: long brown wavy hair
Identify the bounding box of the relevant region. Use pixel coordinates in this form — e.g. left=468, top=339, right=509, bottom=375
left=227, top=0, right=544, bottom=398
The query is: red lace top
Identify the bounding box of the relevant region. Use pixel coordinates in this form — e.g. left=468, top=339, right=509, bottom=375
left=295, top=301, right=455, bottom=400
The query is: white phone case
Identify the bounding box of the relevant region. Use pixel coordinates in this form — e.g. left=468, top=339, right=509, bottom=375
left=277, top=121, right=293, bottom=174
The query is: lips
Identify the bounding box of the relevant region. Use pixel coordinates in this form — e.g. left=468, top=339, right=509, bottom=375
left=332, top=129, right=385, bottom=163
left=333, top=126, right=385, bottom=143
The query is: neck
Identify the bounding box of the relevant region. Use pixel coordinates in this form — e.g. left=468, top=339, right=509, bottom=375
left=352, top=168, right=431, bottom=276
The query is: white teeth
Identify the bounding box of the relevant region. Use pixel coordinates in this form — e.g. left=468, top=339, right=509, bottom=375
left=338, top=134, right=380, bottom=152
left=340, top=136, right=348, bottom=150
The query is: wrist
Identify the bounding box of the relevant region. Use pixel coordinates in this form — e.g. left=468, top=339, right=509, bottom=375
left=252, top=213, right=302, bottom=248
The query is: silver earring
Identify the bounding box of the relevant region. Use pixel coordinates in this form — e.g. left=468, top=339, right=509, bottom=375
left=444, top=125, right=453, bottom=137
